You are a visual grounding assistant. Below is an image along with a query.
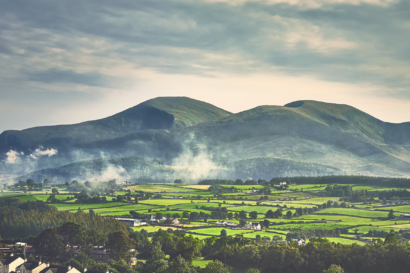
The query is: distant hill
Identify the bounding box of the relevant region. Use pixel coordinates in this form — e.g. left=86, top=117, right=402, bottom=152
left=0, top=97, right=232, bottom=153
left=1, top=98, right=410, bottom=183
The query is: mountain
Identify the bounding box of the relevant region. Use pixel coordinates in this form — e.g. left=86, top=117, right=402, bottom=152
left=1, top=98, right=410, bottom=183
left=0, top=97, right=232, bottom=154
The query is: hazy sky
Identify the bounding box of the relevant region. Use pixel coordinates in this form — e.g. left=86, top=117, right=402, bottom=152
left=1, top=0, right=410, bottom=133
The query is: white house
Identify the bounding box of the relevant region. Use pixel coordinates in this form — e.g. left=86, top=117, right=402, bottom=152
left=280, top=182, right=286, bottom=186
left=0, top=254, right=25, bottom=273
left=246, top=222, right=261, bottom=230
left=216, top=221, right=226, bottom=225
left=171, top=219, right=180, bottom=225
left=116, top=218, right=147, bottom=227
left=16, top=260, right=47, bottom=273
left=292, top=238, right=306, bottom=245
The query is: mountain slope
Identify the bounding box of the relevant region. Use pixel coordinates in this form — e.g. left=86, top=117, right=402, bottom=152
left=0, top=97, right=232, bottom=154
left=1, top=98, right=410, bottom=183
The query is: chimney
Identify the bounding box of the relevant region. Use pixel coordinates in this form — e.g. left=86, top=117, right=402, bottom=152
left=10, top=253, right=14, bottom=257
left=68, top=265, right=72, bottom=270
left=47, top=263, right=50, bottom=267
left=84, top=268, right=87, bottom=272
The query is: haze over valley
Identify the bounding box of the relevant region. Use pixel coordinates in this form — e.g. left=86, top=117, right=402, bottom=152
left=1, top=97, right=409, bottom=184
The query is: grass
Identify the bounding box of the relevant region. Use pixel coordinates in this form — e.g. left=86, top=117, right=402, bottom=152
left=191, top=228, right=254, bottom=236
left=192, top=259, right=212, bottom=268
left=50, top=202, right=130, bottom=211
left=324, top=237, right=366, bottom=245
left=182, top=185, right=211, bottom=190
left=127, top=184, right=194, bottom=193
left=316, top=208, right=388, bottom=218
left=139, top=199, right=206, bottom=206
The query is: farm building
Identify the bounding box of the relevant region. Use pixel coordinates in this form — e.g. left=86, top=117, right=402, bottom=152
left=246, top=222, right=261, bottom=230
left=292, top=239, right=306, bottom=245
left=116, top=218, right=147, bottom=227
left=280, top=182, right=286, bottom=185
left=397, top=214, right=410, bottom=220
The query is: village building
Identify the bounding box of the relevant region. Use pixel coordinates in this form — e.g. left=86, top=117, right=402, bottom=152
left=279, top=182, right=287, bottom=185
left=171, top=218, right=180, bottom=225
left=292, top=238, right=306, bottom=245
left=39, top=264, right=80, bottom=273
left=17, top=260, right=47, bottom=273
left=397, top=214, right=410, bottom=220
left=0, top=254, right=25, bottom=273
left=115, top=218, right=146, bottom=227
left=246, top=222, right=261, bottom=230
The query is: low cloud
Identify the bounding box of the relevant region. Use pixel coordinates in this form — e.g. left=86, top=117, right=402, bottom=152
left=4, top=147, right=58, bottom=164
left=5, top=150, right=24, bottom=164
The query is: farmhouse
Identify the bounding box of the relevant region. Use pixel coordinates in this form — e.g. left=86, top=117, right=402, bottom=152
left=0, top=254, right=25, bottom=273
left=171, top=219, right=180, bottom=225
left=246, top=222, right=261, bottom=230
left=280, top=182, right=286, bottom=185
left=397, top=214, right=410, bottom=220
left=292, top=238, right=306, bottom=245
left=115, top=218, right=146, bottom=227
left=216, top=221, right=226, bottom=225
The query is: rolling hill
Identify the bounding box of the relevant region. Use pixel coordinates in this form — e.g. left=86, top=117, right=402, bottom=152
left=1, top=98, right=410, bottom=183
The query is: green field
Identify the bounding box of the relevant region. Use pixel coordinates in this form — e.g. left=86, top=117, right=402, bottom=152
left=5, top=180, right=410, bottom=246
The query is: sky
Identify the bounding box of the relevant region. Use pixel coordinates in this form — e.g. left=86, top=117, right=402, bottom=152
left=1, top=0, right=410, bottom=133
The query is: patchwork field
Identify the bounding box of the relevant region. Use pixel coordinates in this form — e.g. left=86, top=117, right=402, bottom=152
left=4, top=180, right=410, bottom=246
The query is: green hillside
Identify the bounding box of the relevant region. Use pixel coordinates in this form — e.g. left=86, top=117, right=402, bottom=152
left=2, top=98, right=410, bottom=182
left=0, top=96, right=232, bottom=153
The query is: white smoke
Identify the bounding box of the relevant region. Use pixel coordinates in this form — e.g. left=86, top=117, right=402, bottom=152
left=4, top=147, right=58, bottom=163
left=32, top=147, right=58, bottom=158
left=5, top=150, right=24, bottom=164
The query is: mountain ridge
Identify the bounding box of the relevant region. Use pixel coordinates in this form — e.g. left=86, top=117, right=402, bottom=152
left=1, top=97, right=410, bottom=182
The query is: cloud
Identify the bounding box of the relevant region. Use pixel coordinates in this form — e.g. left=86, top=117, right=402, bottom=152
left=5, top=150, right=24, bottom=164
left=4, top=147, right=58, bottom=164
left=27, top=68, right=113, bottom=87
left=0, top=0, right=410, bottom=132
left=32, top=147, right=58, bottom=158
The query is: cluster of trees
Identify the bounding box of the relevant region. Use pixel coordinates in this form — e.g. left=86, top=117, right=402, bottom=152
left=316, top=185, right=353, bottom=197
left=202, top=235, right=410, bottom=273
left=12, top=179, right=49, bottom=192
left=0, top=199, right=127, bottom=240
left=379, top=189, right=410, bottom=200
left=269, top=176, right=410, bottom=187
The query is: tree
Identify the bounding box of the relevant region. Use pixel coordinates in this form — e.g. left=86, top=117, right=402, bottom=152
left=33, top=228, right=64, bottom=260
left=106, top=231, right=136, bottom=260
left=84, top=181, right=92, bottom=188
left=203, top=260, right=231, bottom=273
left=173, top=213, right=181, bottom=218
left=246, top=269, right=260, bottom=273
left=144, top=242, right=169, bottom=273
left=286, top=211, right=292, bottom=219
left=174, top=179, right=183, bottom=184
left=388, top=209, right=395, bottom=219
left=263, top=219, right=270, bottom=229
left=156, top=212, right=163, bottom=220
left=26, top=179, right=35, bottom=190
left=234, top=179, right=243, bottom=185
left=239, top=210, right=247, bottom=219
left=221, top=229, right=227, bottom=237
left=249, top=211, right=258, bottom=219
left=52, top=188, right=59, bottom=194
left=173, top=235, right=203, bottom=262
left=239, top=219, right=246, bottom=227
left=43, top=179, right=50, bottom=187
left=58, top=222, right=85, bottom=247
left=384, top=233, right=398, bottom=245
left=323, top=264, right=344, bottom=273
left=265, top=210, right=274, bottom=218
left=168, top=255, right=195, bottom=273
left=183, top=211, right=189, bottom=218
